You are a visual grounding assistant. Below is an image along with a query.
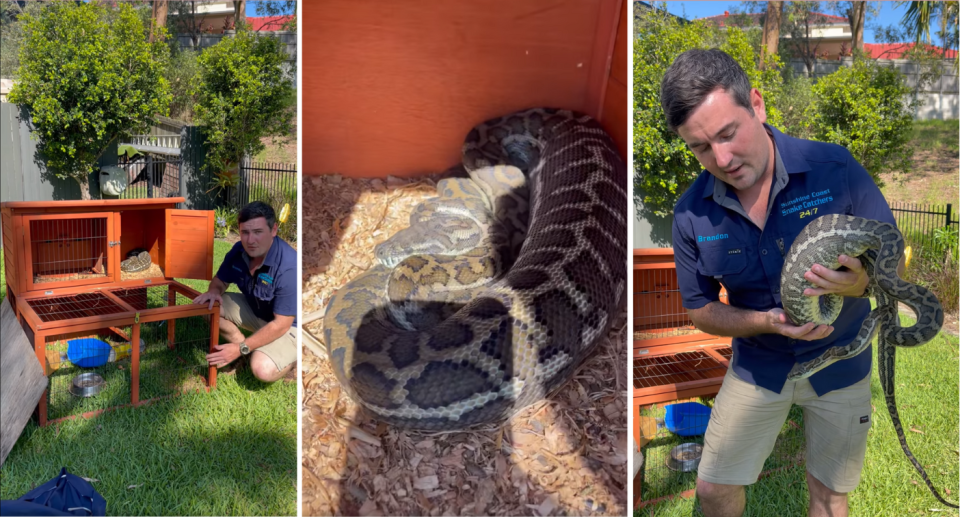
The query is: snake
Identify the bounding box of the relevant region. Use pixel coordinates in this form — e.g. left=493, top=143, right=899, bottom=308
left=780, top=213, right=955, bottom=508
left=323, top=108, right=627, bottom=431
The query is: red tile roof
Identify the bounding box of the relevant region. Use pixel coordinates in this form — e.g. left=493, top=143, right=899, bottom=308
left=247, top=16, right=294, bottom=32
left=863, top=42, right=958, bottom=59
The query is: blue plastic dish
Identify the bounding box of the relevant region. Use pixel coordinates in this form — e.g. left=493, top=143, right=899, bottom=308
left=66, top=338, right=112, bottom=368
left=664, top=402, right=712, bottom=436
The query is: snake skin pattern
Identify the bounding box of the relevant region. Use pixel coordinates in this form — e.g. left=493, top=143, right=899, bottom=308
left=780, top=214, right=955, bottom=508
left=324, top=108, right=627, bottom=430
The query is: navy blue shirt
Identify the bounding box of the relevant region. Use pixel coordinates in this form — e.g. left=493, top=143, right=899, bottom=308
left=216, top=237, right=298, bottom=328
left=672, top=125, right=896, bottom=396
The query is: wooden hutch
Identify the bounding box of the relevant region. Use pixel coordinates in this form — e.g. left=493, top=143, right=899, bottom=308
left=1, top=198, right=220, bottom=425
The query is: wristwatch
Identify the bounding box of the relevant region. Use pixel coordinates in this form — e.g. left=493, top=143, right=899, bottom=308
left=239, top=342, right=250, bottom=355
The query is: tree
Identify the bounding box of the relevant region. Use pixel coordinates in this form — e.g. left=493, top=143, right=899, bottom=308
left=899, top=1, right=959, bottom=68
left=233, top=0, right=246, bottom=29
left=149, top=0, right=168, bottom=43
left=193, top=28, right=294, bottom=198
left=8, top=2, right=171, bottom=199
left=760, top=1, right=784, bottom=69
left=847, top=1, right=866, bottom=52
left=781, top=2, right=832, bottom=74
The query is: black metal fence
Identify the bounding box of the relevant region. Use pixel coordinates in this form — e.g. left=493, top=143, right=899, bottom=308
left=233, top=159, right=297, bottom=208
left=890, top=202, right=958, bottom=255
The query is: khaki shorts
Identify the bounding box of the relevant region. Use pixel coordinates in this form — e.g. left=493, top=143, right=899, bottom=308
left=220, top=292, right=297, bottom=371
left=698, top=367, right=872, bottom=493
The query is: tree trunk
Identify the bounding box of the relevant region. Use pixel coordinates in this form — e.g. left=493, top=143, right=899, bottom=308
left=849, top=2, right=866, bottom=52
left=76, top=175, right=92, bottom=201
left=234, top=0, right=247, bottom=30
left=760, top=1, right=784, bottom=69
left=150, top=1, right=169, bottom=43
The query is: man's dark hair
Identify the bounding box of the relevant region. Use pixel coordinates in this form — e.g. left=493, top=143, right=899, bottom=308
left=238, top=201, right=277, bottom=228
left=660, top=49, right=755, bottom=132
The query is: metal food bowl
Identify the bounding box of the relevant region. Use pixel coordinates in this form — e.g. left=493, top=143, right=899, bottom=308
left=70, top=372, right=105, bottom=398
left=666, top=442, right=703, bottom=472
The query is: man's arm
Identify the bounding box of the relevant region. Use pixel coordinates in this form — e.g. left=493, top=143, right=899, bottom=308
left=688, top=302, right=835, bottom=341
left=194, top=276, right=227, bottom=310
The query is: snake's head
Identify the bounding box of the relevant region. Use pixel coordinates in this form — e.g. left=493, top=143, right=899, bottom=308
left=374, top=242, right=401, bottom=268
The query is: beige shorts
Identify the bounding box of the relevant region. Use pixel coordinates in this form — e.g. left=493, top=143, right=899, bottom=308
left=220, top=292, right=297, bottom=371
left=698, top=367, right=872, bottom=493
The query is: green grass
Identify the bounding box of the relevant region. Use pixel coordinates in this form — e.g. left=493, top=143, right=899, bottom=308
left=636, top=314, right=959, bottom=516
left=908, top=119, right=960, bottom=155
left=0, top=241, right=296, bottom=516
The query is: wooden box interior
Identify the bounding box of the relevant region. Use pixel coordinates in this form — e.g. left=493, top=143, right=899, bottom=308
left=302, top=0, right=628, bottom=177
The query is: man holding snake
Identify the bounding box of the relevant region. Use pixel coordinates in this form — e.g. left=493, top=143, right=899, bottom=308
left=663, top=49, right=904, bottom=517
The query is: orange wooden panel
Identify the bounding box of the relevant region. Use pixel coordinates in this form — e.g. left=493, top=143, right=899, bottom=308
left=165, top=209, right=214, bottom=281
left=302, top=0, right=625, bottom=177
left=599, top=0, right=628, bottom=159
left=1, top=198, right=184, bottom=210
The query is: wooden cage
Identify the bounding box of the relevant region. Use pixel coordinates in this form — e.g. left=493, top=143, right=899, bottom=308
left=301, top=0, right=629, bottom=177
left=1, top=199, right=220, bottom=425
left=633, top=249, right=732, bottom=410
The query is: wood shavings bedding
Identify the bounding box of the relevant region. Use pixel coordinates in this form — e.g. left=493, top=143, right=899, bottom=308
left=302, top=173, right=628, bottom=516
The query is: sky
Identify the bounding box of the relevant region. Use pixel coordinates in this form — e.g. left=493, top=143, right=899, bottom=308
left=661, top=1, right=913, bottom=44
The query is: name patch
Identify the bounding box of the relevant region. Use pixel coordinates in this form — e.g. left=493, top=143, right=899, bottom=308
left=697, top=233, right=729, bottom=243
left=728, top=248, right=742, bottom=255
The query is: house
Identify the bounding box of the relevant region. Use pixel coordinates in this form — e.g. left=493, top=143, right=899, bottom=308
left=699, top=10, right=853, bottom=60
left=863, top=42, right=958, bottom=60
left=168, top=2, right=294, bottom=34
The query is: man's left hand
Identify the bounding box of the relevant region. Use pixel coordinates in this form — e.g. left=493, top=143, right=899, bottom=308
left=804, top=254, right=869, bottom=298
left=206, top=343, right=242, bottom=368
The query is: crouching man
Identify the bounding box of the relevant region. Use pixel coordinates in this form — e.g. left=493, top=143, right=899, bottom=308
left=194, top=201, right=297, bottom=382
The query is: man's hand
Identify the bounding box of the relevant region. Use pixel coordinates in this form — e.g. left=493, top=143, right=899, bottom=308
left=766, top=308, right=834, bottom=341
left=194, top=291, right=222, bottom=311
left=803, top=254, right=869, bottom=298
left=206, top=343, right=241, bottom=368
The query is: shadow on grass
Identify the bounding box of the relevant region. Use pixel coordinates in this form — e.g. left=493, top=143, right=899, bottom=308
left=0, top=366, right=297, bottom=516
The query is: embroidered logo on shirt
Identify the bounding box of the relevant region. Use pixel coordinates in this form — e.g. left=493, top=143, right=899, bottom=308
left=780, top=188, right=834, bottom=217
left=728, top=248, right=742, bottom=255
left=860, top=415, right=869, bottom=424
left=258, top=273, right=274, bottom=285
left=697, top=233, right=729, bottom=243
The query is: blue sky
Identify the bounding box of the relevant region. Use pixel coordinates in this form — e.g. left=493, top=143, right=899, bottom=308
left=244, top=1, right=296, bottom=17
left=661, top=1, right=912, bottom=44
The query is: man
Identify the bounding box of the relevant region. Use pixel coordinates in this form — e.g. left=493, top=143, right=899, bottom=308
left=194, top=201, right=297, bottom=383
left=663, top=49, right=903, bottom=517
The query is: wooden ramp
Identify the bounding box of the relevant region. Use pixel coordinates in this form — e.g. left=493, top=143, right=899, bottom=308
left=0, top=298, right=47, bottom=467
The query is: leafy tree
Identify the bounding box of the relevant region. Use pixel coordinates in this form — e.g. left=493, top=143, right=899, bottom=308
left=634, top=3, right=782, bottom=217
left=807, top=57, right=916, bottom=187
left=8, top=2, right=171, bottom=199
left=193, top=28, right=294, bottom=197
left=253, top=0, right=297, bottom=32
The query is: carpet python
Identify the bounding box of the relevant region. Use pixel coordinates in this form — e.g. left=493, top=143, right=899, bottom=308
left=324, top=108, right=627, bottom=430
left=780, top=214, right=955, bottom=508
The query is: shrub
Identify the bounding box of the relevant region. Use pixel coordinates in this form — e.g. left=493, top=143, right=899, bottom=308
left=633, top=3, right=782, bottom=217
left=8, top=2, right=171, bottom=199
left=165, top=47, right=201, bottom=121
left=193, top=29, right=295, bottom=195
left=773, top=67, right=817, bottom=140
left=807, top=58, right=916, bottom=188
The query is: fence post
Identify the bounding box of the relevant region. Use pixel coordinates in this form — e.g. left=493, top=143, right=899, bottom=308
left=146, top=155, right=154, bottom=199
left=946, top=204, right=953, bottom=229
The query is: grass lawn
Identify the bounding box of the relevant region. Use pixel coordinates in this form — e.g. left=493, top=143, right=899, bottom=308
left=880, top=118, right=959, bottom=207
left=0, top=242, right=297, bottom=516
left=635, top=313, right=959, bottom=516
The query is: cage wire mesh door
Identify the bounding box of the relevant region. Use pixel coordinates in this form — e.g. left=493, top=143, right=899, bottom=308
left=24, top=282, right=219, bottom=425
left=25, top=213, right=114, bottom=289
